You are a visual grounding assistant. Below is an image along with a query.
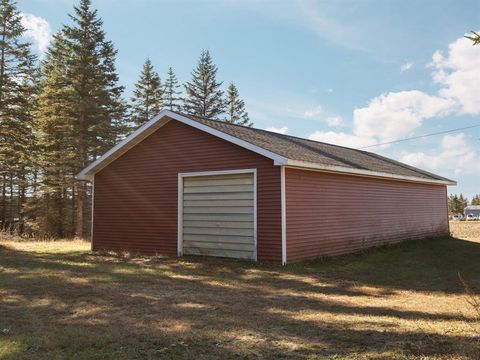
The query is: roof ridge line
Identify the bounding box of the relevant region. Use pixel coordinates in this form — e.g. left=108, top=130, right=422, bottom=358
left=171, top=110, right=376, bottom=154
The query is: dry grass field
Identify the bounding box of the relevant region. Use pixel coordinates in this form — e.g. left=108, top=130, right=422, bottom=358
left=449, top=220, right=480, bottom=242
left=1, top=224, right=480, bottom=359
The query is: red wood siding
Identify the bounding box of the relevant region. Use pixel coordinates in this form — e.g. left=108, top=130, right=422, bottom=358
left=285, top=168, right=449, bottom=262
left=93, top=120, right=282, bottom=262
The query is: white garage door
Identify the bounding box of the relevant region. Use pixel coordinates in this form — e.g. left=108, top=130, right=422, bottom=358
left=180, top=170, right=256, bottom=260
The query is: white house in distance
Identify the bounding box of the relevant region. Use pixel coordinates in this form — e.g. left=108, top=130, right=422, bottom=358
left=465, top=205, right=480, bottom=219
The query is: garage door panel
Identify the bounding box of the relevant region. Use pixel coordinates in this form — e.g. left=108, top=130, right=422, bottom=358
left=183, top=213, right=253, bottom=222
left=184, top=192, right=253, bottom=201
left=184, top=220, right=254, bottom=229
left=184, top=199, right=254, bottom=207
left=184, top=177, right=253, bottom=187
left=183, top=184, right=253, bottom=194
left=184, top=234, right=253, bottom=244
left=184, top=173, right=253, bottom=182
left=183, top=206, right=254, bottom=214
left=184, top=226, right=254, bottom=236
left=184, top=247, right=253, bottom=259
left=184, top=240, right=254, bottom=252
left=182, top=171, right=255, bottom=260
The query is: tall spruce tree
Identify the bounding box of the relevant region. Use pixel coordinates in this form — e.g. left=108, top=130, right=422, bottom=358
left=183, top=50, right=225, bottom=119
left=224, top=83, right=252, bottom=126
left=36, top=0, right=126, bottom=237
left=130, top=58, right=163, bottom=126
left=0, top=0, right=37, bottom=233
left=163, top=66, right=181, bottom=111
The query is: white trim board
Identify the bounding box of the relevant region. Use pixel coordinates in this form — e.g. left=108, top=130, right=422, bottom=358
left=177, top=168, right=258, bottom=261
left=284, top=161, right=456, bottom=186
left=280, top=166, right=287, bottom=265
left=90, top=176, right=95, bottom=251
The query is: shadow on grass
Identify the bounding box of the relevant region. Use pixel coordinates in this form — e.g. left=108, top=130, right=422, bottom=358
left=288, top=236, right=480, bottom=294
left=0, top=236, right=479, bottom=359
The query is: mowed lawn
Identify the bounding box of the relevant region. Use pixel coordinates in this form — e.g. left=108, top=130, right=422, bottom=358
left=1, top=223, right=479, bottom=360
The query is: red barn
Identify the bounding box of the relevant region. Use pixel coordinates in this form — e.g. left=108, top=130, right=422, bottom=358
left=77, top=110, right=455, bottom=264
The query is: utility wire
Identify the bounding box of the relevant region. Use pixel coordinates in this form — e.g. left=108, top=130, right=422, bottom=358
left=358, top=123, right=480, bottom=149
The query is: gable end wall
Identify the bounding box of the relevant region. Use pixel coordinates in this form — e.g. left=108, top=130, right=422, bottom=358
left=93, top=120, right=282, bottom=262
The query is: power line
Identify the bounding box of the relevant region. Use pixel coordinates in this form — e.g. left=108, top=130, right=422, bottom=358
left=358, top=123, right=480, bottom=149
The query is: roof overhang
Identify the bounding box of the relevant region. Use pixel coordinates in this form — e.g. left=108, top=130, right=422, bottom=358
left=76, top=109, right=456, bottom=186
left=284, top=160, right=456, bottom=186
left=76, top=109, right=288, bottom=181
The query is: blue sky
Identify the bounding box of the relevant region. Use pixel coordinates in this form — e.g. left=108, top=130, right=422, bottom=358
left=19, top=0, right=480, bottom=198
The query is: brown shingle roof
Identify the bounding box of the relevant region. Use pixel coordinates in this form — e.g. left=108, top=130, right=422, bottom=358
left=77, top=109, right=456, bottom=184
left=179, top=112, right=453, bottom=183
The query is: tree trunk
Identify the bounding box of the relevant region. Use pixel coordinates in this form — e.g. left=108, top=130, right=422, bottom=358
left=8, top=173, right=13, bottom=232
left=0, top=175, right=5, bottom=229
left=18, top=171, right=26, bottom=235
left=75, top=181, right=85, bottom=237
left=75, top=109, right=87, bottom=238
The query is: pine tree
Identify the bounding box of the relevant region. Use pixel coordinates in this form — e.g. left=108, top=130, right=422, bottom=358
left=0, top=0, right=37, bottom=233
left=448, top=194, right=465, bottom=214
left=163, top=66, right=181, bottom=111
left=224, top=83, right=252, bottom=126
left=183, top=50, right=225, bottom=119
left=36, top=0, right=126, bottom=237
left=471, top=194, right=480, bottom=206
left=459, top=194, right=468, bottom=213
left=130, top=58, right=163, bottom=126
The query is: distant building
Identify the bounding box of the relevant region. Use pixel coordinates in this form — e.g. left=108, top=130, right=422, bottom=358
left=465, top=205, right=480, bottom=218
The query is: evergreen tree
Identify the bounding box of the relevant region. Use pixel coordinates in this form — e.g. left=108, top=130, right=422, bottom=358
left=130, top=58, right=163, bottom=126
left=449, top=194, right=469, bottom=214
left=0, top=0, right=37, bottom=233
left=183, top=50, right=225, bottom=119
left=35, top=0, right=126, bottom=237
left=224, top=83, right=252, bottom=126
left=471, top=194, right=480, bottom=206
left=163, top=66, right=181, bottom=111
left=459, top=194, right=468, bottom=213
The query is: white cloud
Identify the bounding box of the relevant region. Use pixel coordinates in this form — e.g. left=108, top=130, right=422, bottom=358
left=303, top=105, right=323, bottom=119
left=353, top=90, right=454, bottom=140
left=400, top=62, right=413, bottom=72
left=325, top=88, right=333, bottom=93
left=21, top=13, right=51, bottom=55
left=265, top=126, right=289, bottom=134
left=310, top=33, right=480, bottom=150
left=308, top=131, right=374, bottom=148
left=303, top=105, right=344, bottom=128
left=400, top=133, right=480, bottom=175
left=430, top=35, right=480, bottom=115
left=325, top=116, right=344, bottom=127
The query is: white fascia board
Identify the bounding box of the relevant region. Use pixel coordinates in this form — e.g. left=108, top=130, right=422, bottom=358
left=76, top=109, right=288, bottom=181
left=285, top=160, right=456, bottom=186
left=280, top=166, right=286, bottom=265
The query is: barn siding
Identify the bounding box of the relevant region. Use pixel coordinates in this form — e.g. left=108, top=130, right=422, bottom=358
left=93, top=120, right=282, bottom=262
left=285, top=167, right=449, bottom=262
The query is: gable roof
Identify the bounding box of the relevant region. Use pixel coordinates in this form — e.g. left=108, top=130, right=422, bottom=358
left=76, top=109, right=456, bottom=185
